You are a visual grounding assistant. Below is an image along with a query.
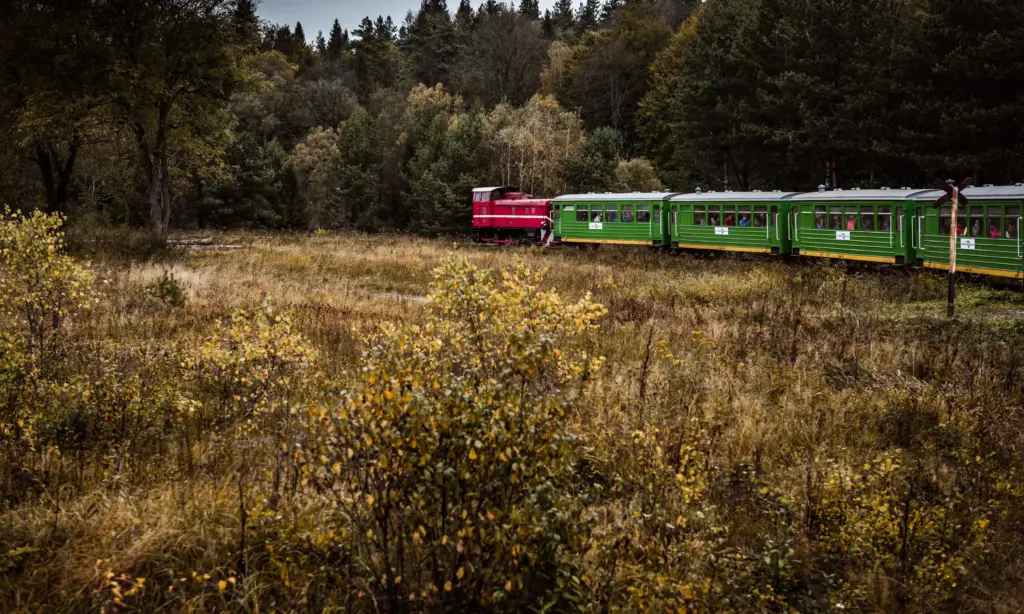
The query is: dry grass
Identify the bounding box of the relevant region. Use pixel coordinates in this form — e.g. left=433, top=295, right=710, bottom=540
left=4, top=230, right=1024, bottom=612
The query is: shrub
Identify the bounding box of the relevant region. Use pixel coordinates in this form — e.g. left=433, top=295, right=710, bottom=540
left=0, top=207, right=96, bottom=366
left=300, top=257, right=605, bottom=611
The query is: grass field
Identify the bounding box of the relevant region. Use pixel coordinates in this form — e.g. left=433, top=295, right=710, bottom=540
left=3, top=227, right=1024, bottom=612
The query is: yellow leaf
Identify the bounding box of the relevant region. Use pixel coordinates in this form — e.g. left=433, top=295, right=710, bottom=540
left=456, top=566, right=465, bottom=580
left=218, top=580, right=227, bottom=592
left=444, top=581, right=452, bottom=592
left=469, top=449, right=478, bottom=461
left=505, top=580, right=513, bottom=592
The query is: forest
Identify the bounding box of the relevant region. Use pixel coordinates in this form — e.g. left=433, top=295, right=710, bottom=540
left=3, top=0, right=1023, bottom=240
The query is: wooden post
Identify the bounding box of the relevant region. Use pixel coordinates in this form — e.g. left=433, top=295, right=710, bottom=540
left=947, top=187, right=959, bottom=317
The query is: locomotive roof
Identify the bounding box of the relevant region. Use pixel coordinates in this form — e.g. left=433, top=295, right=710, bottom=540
left=791, top=188, right=937, bottom=201
left=473, top=186, right=505, bottom=192
left=553, top=192, right=680, bottom=202
left=671, top=191, right=799, bottom=202
left=910, top=185, right=1024, bottom=201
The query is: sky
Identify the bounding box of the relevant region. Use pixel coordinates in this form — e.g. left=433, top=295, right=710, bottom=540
left=257, top=0, right=559, bottom=40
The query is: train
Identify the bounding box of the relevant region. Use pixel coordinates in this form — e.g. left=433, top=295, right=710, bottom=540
left=471, top=184, right=1024, bottom=280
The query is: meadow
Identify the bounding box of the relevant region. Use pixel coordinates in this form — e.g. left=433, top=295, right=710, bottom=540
left=2, top=216, right=1024, bottom=612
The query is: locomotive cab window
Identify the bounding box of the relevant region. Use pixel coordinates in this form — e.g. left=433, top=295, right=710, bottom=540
left=605, top=206, right=619, bottom=222
left=861, top=208, right=875, bottom=231
left=622, top=205, right=635, bottom=223
left=1007, top=207, right=1019, bottom=239
left=576, top=207, right=589, bottom=222
left=878, top=207, right=891, bottom=231
left=694, top=205, right=706, bottom=226
left=637, top=205, right=651, bottom=223
left=814, top=206, right=827, bottom=229
left=754, top=206, right=767, bottom=228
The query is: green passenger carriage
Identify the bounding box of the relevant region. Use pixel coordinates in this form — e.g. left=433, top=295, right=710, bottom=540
left=552, top=193, right=680, bottom=246
left=911, top=185, right=1024, bottom=279
left=790, top=188, right=932, bottom=264
left=669, top=190, right=799, bottom=255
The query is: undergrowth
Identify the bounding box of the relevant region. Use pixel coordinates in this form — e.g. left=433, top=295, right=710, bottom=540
left=1, top=218, right=1022, bottom=612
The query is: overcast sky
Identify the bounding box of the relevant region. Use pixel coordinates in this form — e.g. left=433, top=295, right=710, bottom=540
left=257, top=0, right=559, bottom=39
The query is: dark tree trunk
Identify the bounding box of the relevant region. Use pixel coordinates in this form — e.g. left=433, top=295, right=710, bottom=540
left=33, top=138, right=81, bottom=215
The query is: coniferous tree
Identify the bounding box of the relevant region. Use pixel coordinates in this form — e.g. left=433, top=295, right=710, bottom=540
left=519, top=0, right=541, bottom=19
left=599, top=0, right=622, bottom=25
left=404, top=0, right=458, bottom=86
left=553, top=0, right=575, bottom=33
left=327, top=19, right=347, bottom=60
left=455, top=0, right=475, bottom=31
left=576, top=0, right=601, bottom=33
left=314, top=31, right=327, bottom=56
left=232, top=0, right=261, bottom=50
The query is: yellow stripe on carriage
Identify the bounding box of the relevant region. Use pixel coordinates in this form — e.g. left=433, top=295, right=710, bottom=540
left=675, top=244, right=773, bottom=255
left=923, top=261, right=1024, bottom=279
left=560, top=238, right=654, bottom=246
left=798, top=251, right=896, bottom=264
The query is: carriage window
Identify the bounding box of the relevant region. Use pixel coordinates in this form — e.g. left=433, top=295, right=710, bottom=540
left=754, top=206, right=767, bottom=228
left=957, top=207, right=968, bottom=236
left=653, top=205, right=661, bottom=224
left=968, top=206, right=984, bottom=237
left=576, top=207, right=589, bottom=222
left=1007, top=207, right=1020, bottom=239
left=861, top=207, right=875, bottom=231
left=986, top=206, right=1001, bottom=238
left=737, top=205, right=751, bottom=227
left=814, top=206, right=827, bottom=229
left=878, top=206, right=891, bottom=231
left=723, top=206, right=736, bottom=226
left=553, top=207, right=560, bottom=221
left=939, top=206, right=951, bottom=235
left=694, top=205, right=706, bottom=226
left=844, top=206, right=858, bottom=231
left=708, top=206, right=721, bottom=226
left=637, top=205, right=651, bottom=223
left=771, top=206, right=779, bottom=228
left=830, top=206, right=842, bottom=229
left=591, top=206, right=604, bottom=222
left=605, top=206, right=618, bottom=222
left=622, top=205, right=635, bottom=223
left=672, top=206, right=678, bottom=227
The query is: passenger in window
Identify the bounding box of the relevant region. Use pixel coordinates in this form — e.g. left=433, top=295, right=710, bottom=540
left=709, top=210, right=720, bottom=225
left=939, top=216, right=951, bottom=235
left=879, top=216, right=890, bottom=232
left=1007, top=220, right=1018, bottom=239
left=971, top=219, right=982, bottom=237
left=989, top=221, right=1001, bottom=238
left=739, top=214, right=750, bottom=227
left=724, top=214, right=734, bottom=226
left=845, top=216, right=856, bottom=231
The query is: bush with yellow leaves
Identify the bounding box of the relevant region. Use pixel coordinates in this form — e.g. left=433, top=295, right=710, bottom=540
left=300, top=257, right=605, bottom=612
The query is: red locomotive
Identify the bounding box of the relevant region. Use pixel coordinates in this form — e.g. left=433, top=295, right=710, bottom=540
left=471, top=186, right=553, bottom=245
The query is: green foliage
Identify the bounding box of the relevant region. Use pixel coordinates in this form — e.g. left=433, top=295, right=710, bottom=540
left=0, top=208, right=95, bottom=364
left=300, top=257, right=605, bottom=610
left=149, top=270, right=185, bottom=308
